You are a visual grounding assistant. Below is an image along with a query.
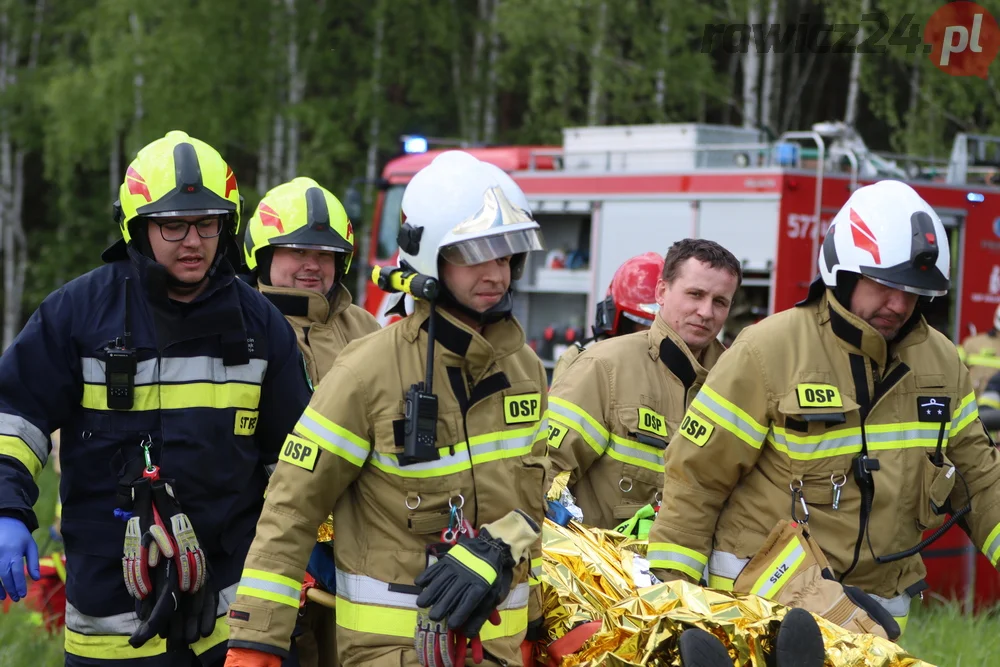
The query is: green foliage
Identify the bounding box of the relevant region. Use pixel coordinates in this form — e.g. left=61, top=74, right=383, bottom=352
left=2, top=0, right=999, bottom=323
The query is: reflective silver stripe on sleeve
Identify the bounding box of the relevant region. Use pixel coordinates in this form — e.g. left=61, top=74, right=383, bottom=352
left=708, top=550, right=749, bottom=580
left=80, top=356, right=267, bottom=386
left=0, top=413, right=50, bottom=465
left=336, top=570, right=529, bottom=611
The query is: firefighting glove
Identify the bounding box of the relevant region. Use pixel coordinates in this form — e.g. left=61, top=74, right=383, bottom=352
left=415, top=608, right=502, bottom=667
left=123, top=476, right=174, bottom=601
left=0, top=516, right=39, bottom=602
left=130, top=553, right=180, bottom=648
left=415, top=510, right=540, bottom=636
left=150, top=478, right=207, bottom=594
left=835, top=575, right=901, bottom=641
left=178, top=582, right=219, bottom=645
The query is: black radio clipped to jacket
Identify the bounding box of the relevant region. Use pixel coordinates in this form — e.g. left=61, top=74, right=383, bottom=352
left=403, top=384, right=439, bottom=463
left=105, top=277, right=137, bottom=410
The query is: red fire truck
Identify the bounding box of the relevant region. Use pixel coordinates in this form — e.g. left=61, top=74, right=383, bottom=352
left=355, top=121, right=1000, bottom=612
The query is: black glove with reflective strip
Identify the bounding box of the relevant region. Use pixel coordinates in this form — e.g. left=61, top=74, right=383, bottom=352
left=414, top=527, right=515, bottom=636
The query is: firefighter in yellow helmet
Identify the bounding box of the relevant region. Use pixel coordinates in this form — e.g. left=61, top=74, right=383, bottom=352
left=242, top=177, right=380, bottom=667
left=0, top=130, right=311, bottom=666
left=223, top=150, right=549, bottom=667
left=648, top=180, right=1000, bottom=652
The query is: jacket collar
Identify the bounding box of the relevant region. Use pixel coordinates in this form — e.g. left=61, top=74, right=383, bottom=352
left=257, top=283, right=353, bottom=325
left=647, top=314, right=725, bottom=393
left=401, top=299, right=526, bottom=382
left=125, top=244, right=235, bottom=309
left=821, top=289, right=927, bottom=368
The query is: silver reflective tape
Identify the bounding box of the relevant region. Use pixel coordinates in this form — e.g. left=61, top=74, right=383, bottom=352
left=80, top=356, right=267, bottom=386
left=336, top=570, right=529, bottom=611
left=0, top=413, right=50, bottom=463
left=708, top=550, right=749, bottom=580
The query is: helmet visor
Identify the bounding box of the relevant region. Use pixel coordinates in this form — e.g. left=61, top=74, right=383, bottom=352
left=144, top=208, right=232, bottom=218
left=440, top=228, right=544, bottom=267
left=271, top=243, right=351, bottom=254
left=864, top=274, right=948, bottom=298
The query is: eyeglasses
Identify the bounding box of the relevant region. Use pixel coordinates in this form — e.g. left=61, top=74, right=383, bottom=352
left=152, top=217, right=223, bottom=242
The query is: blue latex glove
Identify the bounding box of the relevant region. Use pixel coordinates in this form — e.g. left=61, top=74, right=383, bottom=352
left=0, top=517, right=40, bottom=602
left=545, top=500, right=573, bottom=527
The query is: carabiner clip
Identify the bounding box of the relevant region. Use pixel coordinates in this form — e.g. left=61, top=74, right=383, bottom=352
left=790, top=480, right=809, bottom=524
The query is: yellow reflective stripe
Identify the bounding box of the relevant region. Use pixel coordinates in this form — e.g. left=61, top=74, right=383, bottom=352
left=958, top=346, right=967, bottom=363
left=981, top=392, right=1000, bottom=410
left=707, top=574, right=735, bottom=591
left=546, top=397, right=609, bottom=455
left=66, top=630, right=166, bottom=659
left=896, top=612, right=909, bottom=637
left=967, top=354, right=1000, bottom=369
left=530, top=557, right=543, bottom=585
left=450, top=545, right=497, bottom=584
left=691, top=386, right=767, bottom=449
left=236, top=568, right=302, bottom=608
left=749, top=539, right=806, bottom=598
left=767, top=428, right=862, bottom=460
left=296, top=406, right=370, bottom=467
left=191, top=616, right=229, bottom=655
left=0, top=435, right=43, bottom=478
left=606, top=435, right=665, bottom=472
left=468, top=426, right=537, bottom=464
left=65, top=617, right=227, bottom=658
left=647, top=542, right=708, bottom=580
left=866, top=422, right=950, bottom=451
left=982, top=522, right=1000, bottom=566
left=53, top=553, right=66, bottom=583
left=336, top=598, right=526, bottom=640
left=81, top=383, right=261, bottom=411
left=950, top=393, right=979, bottom=437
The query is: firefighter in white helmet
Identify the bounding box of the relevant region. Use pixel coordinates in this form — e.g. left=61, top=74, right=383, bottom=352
left=647, top=180, right=1000, bottom=657
left=958, top=304, right=1000, bottom=398
left=224, top=151, right=550, bottom=667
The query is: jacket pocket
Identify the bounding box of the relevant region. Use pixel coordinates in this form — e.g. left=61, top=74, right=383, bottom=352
left=775, top=389, right=862, bottom=479
left=610, top=406, right=667, bottom=519
left=916, top=454, right=956, bottom=531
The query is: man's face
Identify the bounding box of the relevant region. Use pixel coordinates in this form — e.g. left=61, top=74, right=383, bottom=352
left=849, top=276, right=918, bottom=340
left=655, top=258, right=739, bottom=352
left=147, top=215, right=221, bottom=284
left=440, top=257, right=512, bottom=313
left=269, top=247, right=338, bottom=294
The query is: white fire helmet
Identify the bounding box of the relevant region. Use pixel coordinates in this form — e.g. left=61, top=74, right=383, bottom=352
left=819, top=180, right=949, bottom=297
left=397, top=151, right=544, bottom=281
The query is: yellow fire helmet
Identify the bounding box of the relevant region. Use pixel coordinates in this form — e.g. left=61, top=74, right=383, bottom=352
left=242, top=177, right=355, bottom=281
left=108, top=130, right=241, bottom=257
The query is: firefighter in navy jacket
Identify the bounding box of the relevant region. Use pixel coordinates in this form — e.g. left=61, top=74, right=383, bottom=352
left=0, top=130, right=310, bottom=667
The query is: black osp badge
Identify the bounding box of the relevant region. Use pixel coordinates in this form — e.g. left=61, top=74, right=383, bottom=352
left=917, top=396, right=950, bottom=423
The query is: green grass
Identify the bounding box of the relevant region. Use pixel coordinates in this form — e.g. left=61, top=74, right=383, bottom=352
left=2, top=465, right=999, bottom=667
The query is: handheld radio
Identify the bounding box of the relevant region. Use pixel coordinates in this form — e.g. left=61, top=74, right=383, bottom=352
left=105, top=277, right=137, bottom=410
left=372, top=266, right=442, bottom=465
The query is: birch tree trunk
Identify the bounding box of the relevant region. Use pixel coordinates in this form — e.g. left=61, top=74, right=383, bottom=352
left=844, top=0, right=870, bottom=127
left=482, top=0, right=500, bottom=144
left=653, top=15, right=669, bottom=112
left=467, top=0, right=488, bottom=144
left=742, top=0, right=761, bottom=128
left=587, top=1, right=608, bottom=126
left=759, top=0, right=778, bottom=132
left=129, top=11, right=144, bottom=151
left=448, top=0, right=469, bottom=141
left=358, top=1, right=386, bottom=300
left=284, top=0, right=300, bottom=181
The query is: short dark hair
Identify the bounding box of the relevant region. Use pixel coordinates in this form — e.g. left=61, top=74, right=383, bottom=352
left=661, top=238, right=742, bottom=287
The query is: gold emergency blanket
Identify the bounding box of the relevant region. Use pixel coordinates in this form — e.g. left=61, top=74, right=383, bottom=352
left=539, top=519, right=936, bottom=667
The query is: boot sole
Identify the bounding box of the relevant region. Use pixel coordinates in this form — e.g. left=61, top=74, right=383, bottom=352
left=678, top=627, right=733, bottom=667
left=775, top=608, right=826, bottom=667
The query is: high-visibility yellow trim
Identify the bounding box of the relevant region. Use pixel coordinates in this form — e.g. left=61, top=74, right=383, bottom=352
left=303, top=406, right=369, bottom=449
left=236, top=585, right=300, bottom=608
left=690, top=386, right=765, bottom=449
left=707, top=574, right=735, bottom=591
left=606, top=435, right=665, bottom=472
left=896, top=612, right=909, bottom=637
left=546, top=397, right=609, bottom=455
left=967, top=354, right=1000, bottom=369
left=81, top=382, right=261, bottom=411
left=66, top=630, right=166, bottom=659
left=192, top=616, right=229, bottom=655
left=450, top=545, right=497, bottom=584
left=749, top=539, right=805, bottom=597
left=336, top=598, right=526, bottom=640
left=64, top=617, right=227, bottom=658
left=982, top=522, right=1000, bottom=566
left=700, top=385, right=768, bottom=436
left=296, top=406, right=370, bottom=467
left=53, top=554, right=66, bottom=583
left=0, top=435, right=42, bottom=478
left=950, top=392, right=979, bottom=437
left=468, top=427, right=537, bottom=465
left=647, top=543, right=708, bottom=581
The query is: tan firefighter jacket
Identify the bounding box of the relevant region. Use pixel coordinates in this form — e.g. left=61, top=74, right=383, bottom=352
left=648, top=287, right=1000, bottom=626
left=258, top=283, right=380, bottom=387
left=545, top=315, right=725, bottom=530
left=552, top=337, right=603, bottom=382
left=226, top=301, right=550, bottom=666
left=958, top=331, right=1000, bottom=398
